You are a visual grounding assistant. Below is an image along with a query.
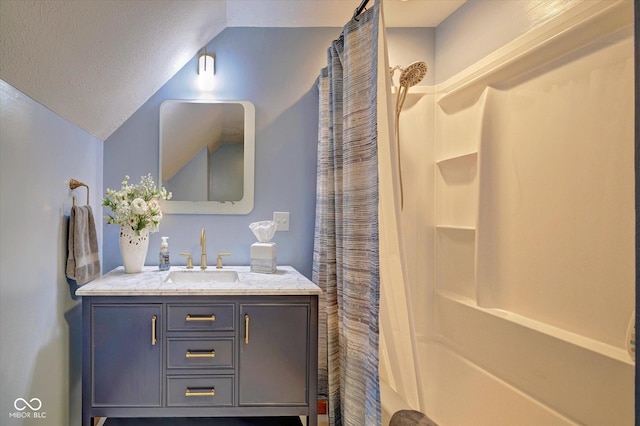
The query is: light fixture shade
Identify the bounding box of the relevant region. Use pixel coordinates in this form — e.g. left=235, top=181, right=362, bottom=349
left=198, top=53, right=214, bottom=76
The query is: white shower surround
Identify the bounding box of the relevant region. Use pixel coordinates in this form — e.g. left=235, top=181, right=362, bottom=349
left=380, top=1, right=634, bottom=424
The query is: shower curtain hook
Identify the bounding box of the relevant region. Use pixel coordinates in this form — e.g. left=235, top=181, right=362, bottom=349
left=352, top=0, right=370, bottom=21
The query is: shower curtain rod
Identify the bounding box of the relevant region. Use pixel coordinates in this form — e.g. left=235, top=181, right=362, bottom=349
left=353, top=0, right=370, bottom=20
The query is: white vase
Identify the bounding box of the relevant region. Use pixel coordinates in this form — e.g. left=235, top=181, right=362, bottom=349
left=119, top=225, right=149, bottom=273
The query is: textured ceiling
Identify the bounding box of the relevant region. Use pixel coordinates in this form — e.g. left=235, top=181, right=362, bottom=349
left=0, top=0, right=465, bottom=141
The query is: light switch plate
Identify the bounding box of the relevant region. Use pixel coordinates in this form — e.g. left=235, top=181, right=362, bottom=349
left=273, top=211, right=290, bottom=231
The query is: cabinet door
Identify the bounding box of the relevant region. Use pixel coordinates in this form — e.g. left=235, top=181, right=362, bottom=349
left=239, top=304, right=309, bottom=405
left=92, top=304, right=162, bottom=407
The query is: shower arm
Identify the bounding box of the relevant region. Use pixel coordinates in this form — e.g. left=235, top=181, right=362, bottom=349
left=389, top=65, right=401, bottom=85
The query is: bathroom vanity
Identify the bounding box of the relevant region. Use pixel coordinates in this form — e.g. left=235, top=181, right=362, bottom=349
left=76, top=266, right=321, bottom=426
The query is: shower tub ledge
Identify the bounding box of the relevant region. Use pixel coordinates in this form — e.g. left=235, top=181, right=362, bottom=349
left=433, top=290, right=634, bottom=425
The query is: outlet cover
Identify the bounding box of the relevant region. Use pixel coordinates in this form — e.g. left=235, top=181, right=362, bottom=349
left=273, top=211, right=290, bottom=231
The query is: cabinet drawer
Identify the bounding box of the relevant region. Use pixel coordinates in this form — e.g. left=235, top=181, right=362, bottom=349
left=167, top=304, right=234, bottom=331
left=167, top=337, right=234, bottom=369
left=166, top=376, right=234, bottom=407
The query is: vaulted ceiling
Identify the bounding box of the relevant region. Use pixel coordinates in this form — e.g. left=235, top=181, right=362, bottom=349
left=0, top=0, right=465, bottom=141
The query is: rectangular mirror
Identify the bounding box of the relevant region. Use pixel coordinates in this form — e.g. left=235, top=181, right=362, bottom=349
left=159, top=100, right=255, bottom=214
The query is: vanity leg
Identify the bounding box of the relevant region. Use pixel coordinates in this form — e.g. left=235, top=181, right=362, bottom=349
left=307, top=414, right=318, bottom=426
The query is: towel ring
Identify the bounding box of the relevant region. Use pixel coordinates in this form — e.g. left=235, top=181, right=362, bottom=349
left=70, top=179, right=89, bottom=207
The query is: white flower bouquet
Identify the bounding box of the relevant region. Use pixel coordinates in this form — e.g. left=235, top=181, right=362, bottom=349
left=102, top=174, right=172, bottom=235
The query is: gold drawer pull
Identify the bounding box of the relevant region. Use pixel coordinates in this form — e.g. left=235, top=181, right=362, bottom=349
left=185, top=388, right=215, bottom=397
left=186, top=314, right=216, bottom=322
left=244, top=314, right=250, bottom=344
left=185, top=350, right=216, bottom=359
left=151, top=315, right=157, bottom=346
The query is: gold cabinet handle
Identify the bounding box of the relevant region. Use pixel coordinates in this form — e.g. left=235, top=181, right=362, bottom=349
left=185, top=350, right=216, bottom=359
left=244, top=313, right=250, bottom=344
left=185, top=388, right=215, bottom=397
left=186, top=314, right=216, bottom=322
left=151, top=315, right=157, bottom=346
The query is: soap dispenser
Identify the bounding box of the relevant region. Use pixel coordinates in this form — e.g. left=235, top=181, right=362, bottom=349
left=159, top=237, right=170, bottom=271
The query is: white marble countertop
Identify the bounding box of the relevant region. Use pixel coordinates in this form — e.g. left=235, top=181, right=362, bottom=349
left=75, top=265, right=322, bottom=296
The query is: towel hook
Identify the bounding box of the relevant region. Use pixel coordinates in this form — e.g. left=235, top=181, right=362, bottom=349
left=69, top=179, right=89, bottom=207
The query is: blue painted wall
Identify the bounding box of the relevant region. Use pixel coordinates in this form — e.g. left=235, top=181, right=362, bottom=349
left=104, top=27, right=340, bottom=278
left=0, top=79, right=103, bottom=426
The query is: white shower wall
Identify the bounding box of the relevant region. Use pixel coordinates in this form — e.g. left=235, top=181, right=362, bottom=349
left=381, top=1, right=635, bottom=425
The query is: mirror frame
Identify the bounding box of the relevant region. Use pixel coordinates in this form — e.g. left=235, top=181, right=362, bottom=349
left=159, top=99, right=255, bottom=215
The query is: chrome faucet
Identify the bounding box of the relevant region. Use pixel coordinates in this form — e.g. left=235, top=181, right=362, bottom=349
left=200, top=228, right=207, bottom=270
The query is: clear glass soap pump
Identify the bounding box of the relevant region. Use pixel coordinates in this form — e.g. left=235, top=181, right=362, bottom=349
left=159, top=236, right=170, bottom=271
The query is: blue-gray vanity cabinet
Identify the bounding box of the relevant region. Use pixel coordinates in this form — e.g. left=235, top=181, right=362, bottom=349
left=91, top=304, right=162, bottom=407
left=82, top=295, right=318, bottom=426
left=239, top=303, right=310, bottom=406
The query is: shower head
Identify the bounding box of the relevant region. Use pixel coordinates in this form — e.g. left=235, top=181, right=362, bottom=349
left=399, top=61, right=428, bottom=87
left=393, top=61, right=428, bottom=211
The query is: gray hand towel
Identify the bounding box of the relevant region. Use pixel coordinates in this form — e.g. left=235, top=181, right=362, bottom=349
left=66, top=205, right=100, bottom=285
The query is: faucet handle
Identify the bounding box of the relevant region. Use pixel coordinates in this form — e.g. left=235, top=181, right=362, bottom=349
left=216, top=253, right=231, bottom=269
left=179, top=253, right=193, bottom=269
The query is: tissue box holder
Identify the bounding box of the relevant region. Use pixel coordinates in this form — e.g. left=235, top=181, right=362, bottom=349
left=250, top=242, right=277, bottom=273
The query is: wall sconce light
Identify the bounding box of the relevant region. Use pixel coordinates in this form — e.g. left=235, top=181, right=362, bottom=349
left=198, top=48, right=215, bottom=76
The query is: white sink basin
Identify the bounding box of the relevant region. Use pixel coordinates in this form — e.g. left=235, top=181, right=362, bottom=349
left=165, top=270, right=239, bottom=284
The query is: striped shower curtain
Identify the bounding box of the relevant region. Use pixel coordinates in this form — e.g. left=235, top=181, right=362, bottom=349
left=313, top=2, right=381, bottom=425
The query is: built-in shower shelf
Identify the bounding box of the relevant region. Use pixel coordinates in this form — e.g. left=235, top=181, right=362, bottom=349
left=436, top=151, right=478, bottom=167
